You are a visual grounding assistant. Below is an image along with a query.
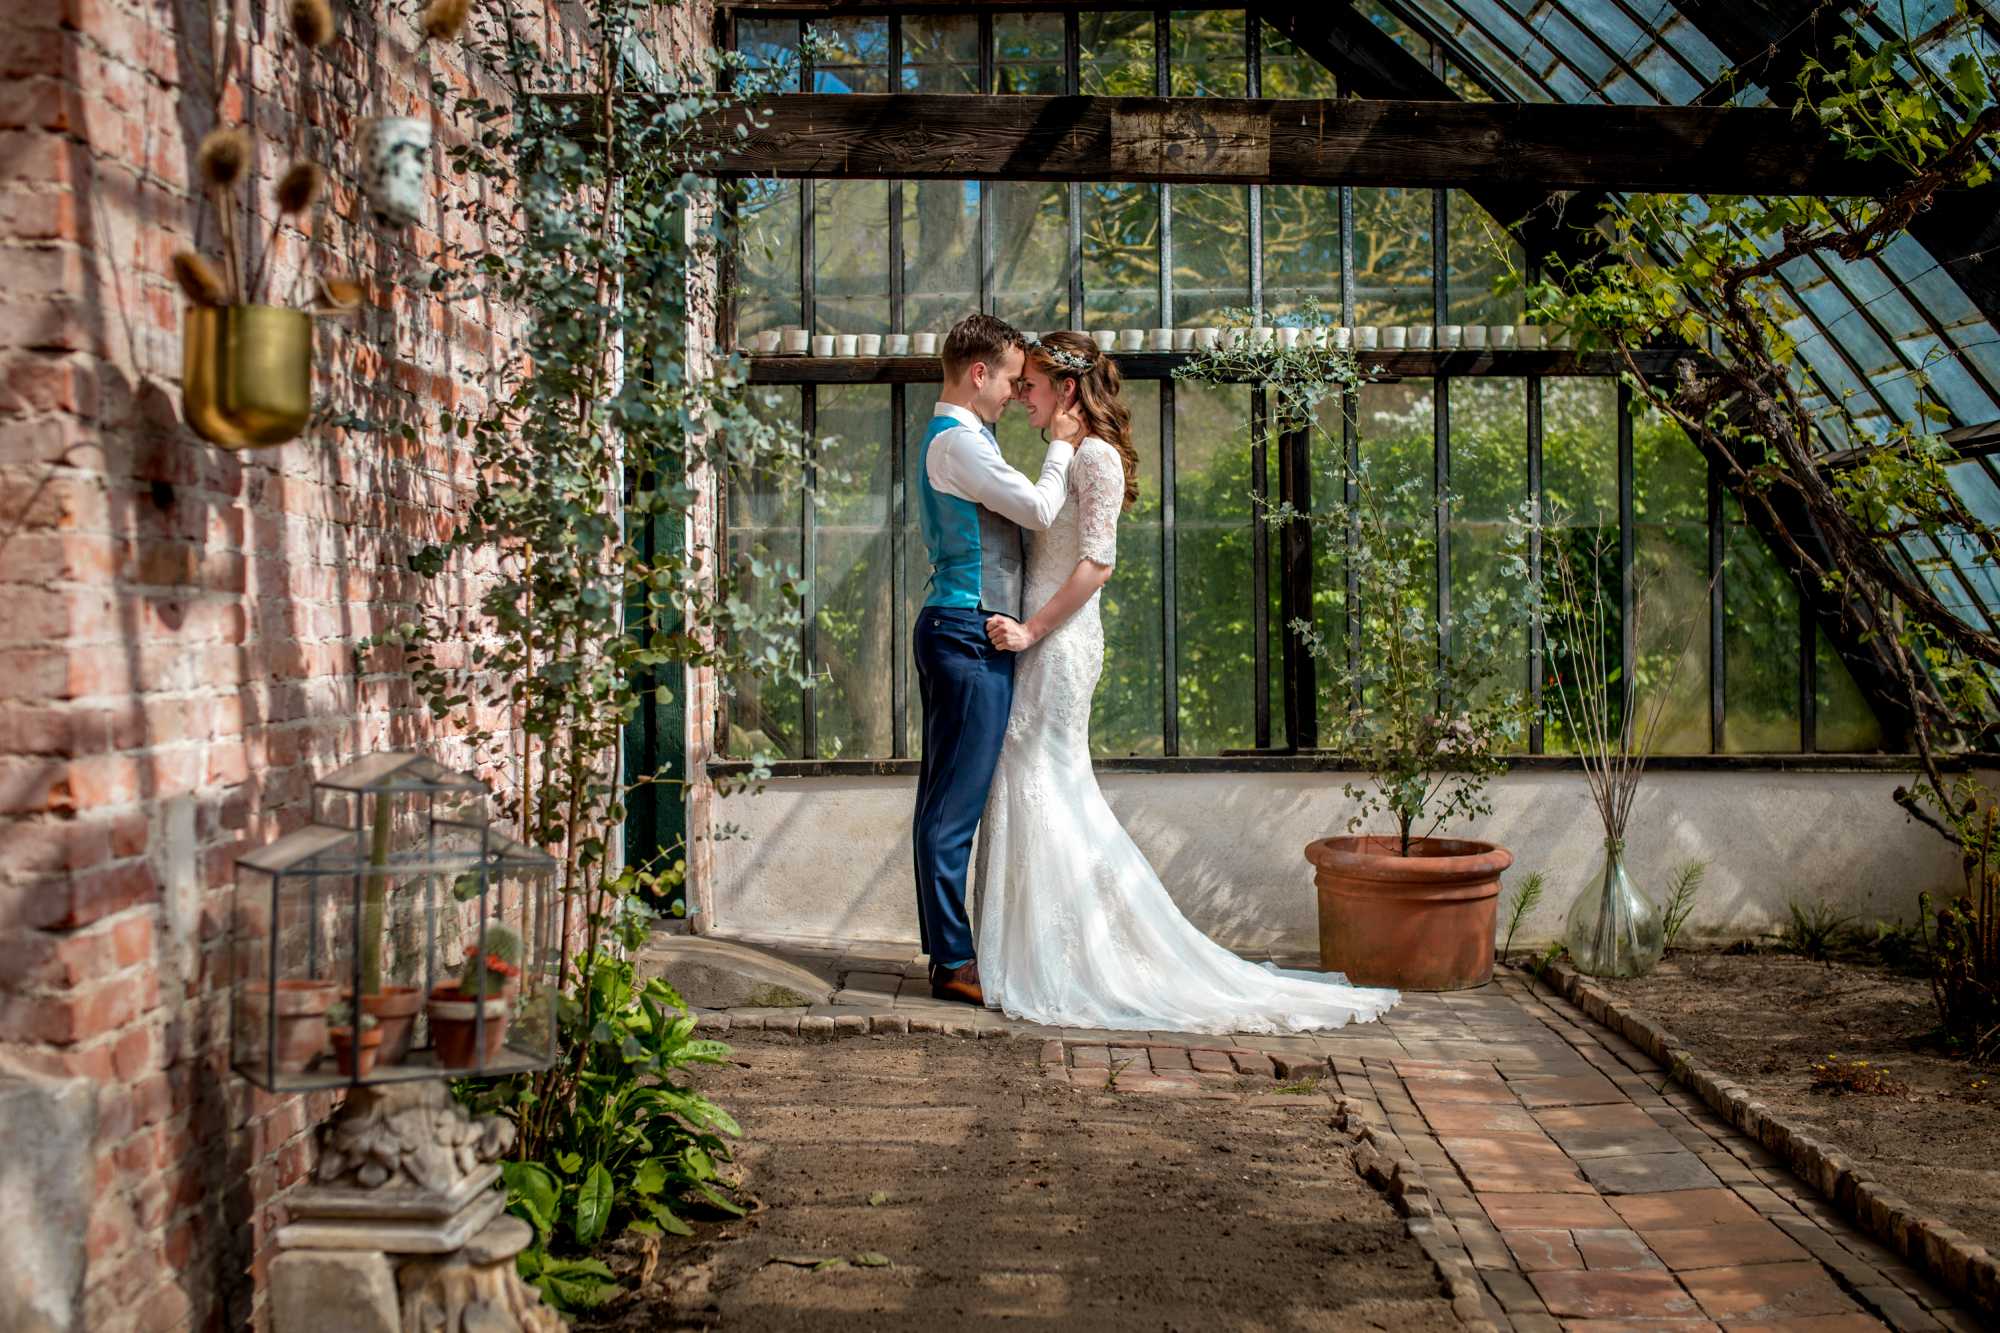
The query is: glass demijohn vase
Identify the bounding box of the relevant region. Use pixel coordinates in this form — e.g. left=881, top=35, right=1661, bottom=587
left=1563, top=839, right=1665, bottom=978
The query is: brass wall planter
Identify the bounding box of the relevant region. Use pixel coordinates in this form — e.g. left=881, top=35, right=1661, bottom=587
left=183, top=304, right=313, bottom=448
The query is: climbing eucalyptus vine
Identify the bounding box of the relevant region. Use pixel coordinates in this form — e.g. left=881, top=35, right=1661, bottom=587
left=369, top=0, right=807, bottom=942
left=1516, top=7, right=2000, bottom=851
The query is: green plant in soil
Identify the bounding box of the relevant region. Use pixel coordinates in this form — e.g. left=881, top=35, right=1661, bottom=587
left=1660, top=861, right=1708, bottom=952
left=460, top=923, right=523, bottom=998
left=1779, top=898, right=1854, bottom=962
left=1809, top=1054, right=1908, bottom=1097
left=1500, top=870, right=1546, bottom=963
left=1920, top=804, right=2000, bottom=1059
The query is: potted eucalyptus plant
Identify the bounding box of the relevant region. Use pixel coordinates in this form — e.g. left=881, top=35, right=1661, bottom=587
left=1180, top=311, right=1536, bottom=990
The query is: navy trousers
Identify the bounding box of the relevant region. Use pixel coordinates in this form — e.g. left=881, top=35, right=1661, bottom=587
left=911, top=605, right=1015, bottom=969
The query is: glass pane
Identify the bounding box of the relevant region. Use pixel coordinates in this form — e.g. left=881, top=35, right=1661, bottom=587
left=1263, top=187, right=1341, bottom=323
left=725, top=387, right=804, bottom=759
left=1310, top=393, right=1350, bottom=742
left=1261, top=28, right=1338, bottom=97
left=1447, top=191, right=1525, bottom=328
left=813, top=386, right=894, bottom=758
left=1449, top=379, right=1528, bottom=731
left=902, top=15, right=978, bottom=92
left=1097, top=386, right=1165, bottom=756
left=991, top=182, right=1069, bottom=334
left=1080, top=11, right=1155, bottom=94
left=1352, top=188, right=1434, bottom=326
left=1084, top=183, right=1161, bottom=329
left=996, top=12, right=1064, bottom=93
left=904, top=180, right=978, bottom=338
left=813, top=18, right=889, bottom=92
left=1172, top=184, right=1250, bottom=327
left=1347, top=380, right=1437, bottom=734
left=814, top=179, right=889, bottom=336
left=738, top=18, right=800, bottom=85
left=1541, top=379, right=1619, bottom=753
left=1816, top=626, right=1885, bottom=752
left=736, top=180, right=799, bottom=341
left=1175, top=382, right=1257, bottom=754
left=1632, top=408, right=1710, bottom=755
left=1170, top=10, right=1247, bottom=96
left=1723, top=497, right=1802, bottom=753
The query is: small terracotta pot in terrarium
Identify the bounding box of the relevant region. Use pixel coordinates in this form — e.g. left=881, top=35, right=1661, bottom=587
left=429, top=924, right=521, bottom=1070
left=326, top=1001, right=383, bottom=1078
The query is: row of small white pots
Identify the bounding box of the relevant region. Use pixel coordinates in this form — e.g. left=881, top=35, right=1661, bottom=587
left=742, top=323, right=1568, bottom=357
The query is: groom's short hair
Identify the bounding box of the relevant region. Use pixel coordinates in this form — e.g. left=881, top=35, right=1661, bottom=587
left=940, top=313, right=1025, bottom=382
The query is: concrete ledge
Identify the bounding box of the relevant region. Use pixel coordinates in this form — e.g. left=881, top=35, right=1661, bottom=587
left=1534, top=957, right=2000, bottom=1319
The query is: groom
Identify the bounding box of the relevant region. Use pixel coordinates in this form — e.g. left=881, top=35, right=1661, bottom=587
left=912, top=314, right=1076, bottom=1004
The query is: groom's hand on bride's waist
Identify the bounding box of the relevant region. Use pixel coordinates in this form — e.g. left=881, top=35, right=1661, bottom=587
left=986, top=614, right=1038, bottom=653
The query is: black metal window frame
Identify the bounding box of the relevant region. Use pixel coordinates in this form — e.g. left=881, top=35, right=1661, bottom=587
left=715, top=5, right=1883, bottom=770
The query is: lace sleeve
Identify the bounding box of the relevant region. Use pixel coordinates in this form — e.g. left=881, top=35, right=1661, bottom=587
left=1075, top=442, right=1123, bottom=567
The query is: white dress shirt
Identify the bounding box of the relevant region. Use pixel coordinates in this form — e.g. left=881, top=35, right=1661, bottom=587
left=927, top=401, right=1075, bottom=532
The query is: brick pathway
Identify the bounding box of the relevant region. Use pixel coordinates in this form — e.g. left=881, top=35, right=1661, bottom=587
left=689, top=938, right=1979, bottom=1332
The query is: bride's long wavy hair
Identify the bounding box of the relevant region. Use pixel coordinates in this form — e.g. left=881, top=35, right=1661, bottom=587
left=1027, top=331, right=1139, bottom=511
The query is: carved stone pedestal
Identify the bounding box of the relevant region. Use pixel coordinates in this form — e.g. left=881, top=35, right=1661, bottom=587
left=271, top=1082, right=564, bottom=1333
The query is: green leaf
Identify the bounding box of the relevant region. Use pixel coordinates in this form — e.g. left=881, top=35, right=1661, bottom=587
left=502, top=1162, right=559, bottom=1241
left=574, top=1163, right=614, bottom=1246
left=853, top=1253, right=892, bottom=1268
left=633, top=1157, right=668, bottom=1197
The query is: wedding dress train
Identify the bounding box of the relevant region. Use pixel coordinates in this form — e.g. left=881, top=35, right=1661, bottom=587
left=974, top=438, right=1400, bottom=1034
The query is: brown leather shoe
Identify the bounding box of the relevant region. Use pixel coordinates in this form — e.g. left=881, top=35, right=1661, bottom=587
left=928, top=960, right=984, bottom=1006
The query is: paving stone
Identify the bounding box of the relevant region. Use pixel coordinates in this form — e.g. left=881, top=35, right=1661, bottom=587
left=1457, top=1216, right=1516, bottom=1270
left=1608, top=1189, right=1763, bottom=1231
left=1528, top=1269, right=1703, bottom=1320
left=1187, top=1049, right=1236, bottom=1075
left=1483, top=1268, right=1551, bottom=1314
left=1230, top=1050, right=1277, bottom=1077
left=1638, top=1219, right=1812, bottom=1272
left=1564, top=1227, right=1663, bottom=1273
left=1424, top=1101, right=1549, bottom=1135
left=1581, top=1152, right=1724, bottom=1195
left=1678, top=1262, right=1858, bottom=1322
left=1857, top=1286, right=1946, bottom=1332
left=1505, top=1229, right=1586, bottom=1272
left=1147, top=1045, right=1194, bottom=1071
left=1536, top=1104, right=1691, bottom=1159
left=1722, top=1317, right=1892, bottom=1332
left=1070, top=1045, right=1111, bottom=1068
left=831, top=1013, right=870, bottom=1035
left=868, top=1013, right=910, bottom=1034
left=1407, top=1075, right=1517, bottom=1105
left=1482, top=1193, right=1623, bottom=1230
left=1510, top=1073, right=1627, bottom=1107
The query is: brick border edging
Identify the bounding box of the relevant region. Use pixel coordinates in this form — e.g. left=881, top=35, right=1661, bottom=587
left=1330, top=1094, right=1499, bottom=1332
left=1531, top=957, right=2000, bottom=1318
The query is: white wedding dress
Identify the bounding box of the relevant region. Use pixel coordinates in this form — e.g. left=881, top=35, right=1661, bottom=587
left=974, top=438, right=1401, bottom=1034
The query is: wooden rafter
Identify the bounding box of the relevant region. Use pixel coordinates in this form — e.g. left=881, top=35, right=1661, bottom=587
left=645, top=91, right=1898, bottom=192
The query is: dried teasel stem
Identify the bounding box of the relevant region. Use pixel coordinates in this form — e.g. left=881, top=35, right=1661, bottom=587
left=255, top=161, right=328, bottom=302
left=289, top=0, right=334, bottom=48
left=419, top=0, right=473, bottom=42
left=171, top=250, right=229, bottom=307
left=196, top=127, right=251, bottom=303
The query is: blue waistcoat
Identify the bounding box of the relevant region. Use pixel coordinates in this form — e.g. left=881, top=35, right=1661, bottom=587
left=917, top=415, right=1027, bottom=617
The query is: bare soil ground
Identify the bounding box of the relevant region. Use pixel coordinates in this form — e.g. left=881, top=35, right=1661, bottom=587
left=583, top=1033, right=1457, bottom=1333
left=1596, top=947, right=2000, bottom=1250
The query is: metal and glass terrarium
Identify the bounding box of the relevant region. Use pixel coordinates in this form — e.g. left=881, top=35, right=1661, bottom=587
left=231, top=752, right=558, bottom=1090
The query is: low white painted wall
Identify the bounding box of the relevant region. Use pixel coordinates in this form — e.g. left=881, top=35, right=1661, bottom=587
left=700, top=768, right=1962, bottom=957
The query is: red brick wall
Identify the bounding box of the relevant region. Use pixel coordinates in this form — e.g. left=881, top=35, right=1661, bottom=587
left=0, top=2, right=711, bottom=1328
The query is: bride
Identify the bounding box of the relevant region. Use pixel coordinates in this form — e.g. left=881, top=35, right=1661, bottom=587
left=975, top=331, right=1400, bottom=1034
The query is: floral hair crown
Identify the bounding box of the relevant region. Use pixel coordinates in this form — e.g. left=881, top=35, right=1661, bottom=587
left=1025, top=335, right=1095, bottom=375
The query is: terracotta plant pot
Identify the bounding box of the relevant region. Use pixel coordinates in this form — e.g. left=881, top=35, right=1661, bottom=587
left=355, top=986, right=423, bottom=1065
left=241, top=979, right=336, bottom=1073
left=427, top=983, right=509, bottom=1069
left=330, top=1025, right=382, bottom=1078
left=1305, top=836, right=1514, bottom=992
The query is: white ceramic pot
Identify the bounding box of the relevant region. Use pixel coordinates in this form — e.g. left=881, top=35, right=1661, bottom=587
left=858, top=333, right=882, bottom=355
left=836, top=333, right=859, bottom=356
left=1090, top=329, right=1116, bottom=351
left=1461, top=325, right=1488, bottom=348
left=1118, top=329, right=1145, bottom=351
left=1490, top=324, right=1518, bottom=349
left=1329, top=326, right=1353, bottom=349
left=1408, top=325, right=1434, bottom=349
left=1173, top=328, right=1196, bottom=351
left=359, top=117, right=431, bottom=229
left=811, top=334, right=835, bottom=356
left=885, top=333, right=911, bottom=355
left=1382, top=325, right=1408, bottom=350
left=1249, top=326, right=1275, bottom=348
left=1515, top=324, right=1542, bottom=349
left=1439, top=325, right=1463, bottom=349
left=782, top=329, right=810, bottom=355
left=1195, top=327, right=1220, bottom=349
left=913, top=333, right=939, bottom=355
left=755, top=330, right=782, bottom=354
left=1149, top=328, right=1173, bottom=351
left=1276, top=327, right=1302, bottom=349
left=1354, top=326, right=1379, bottom=350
